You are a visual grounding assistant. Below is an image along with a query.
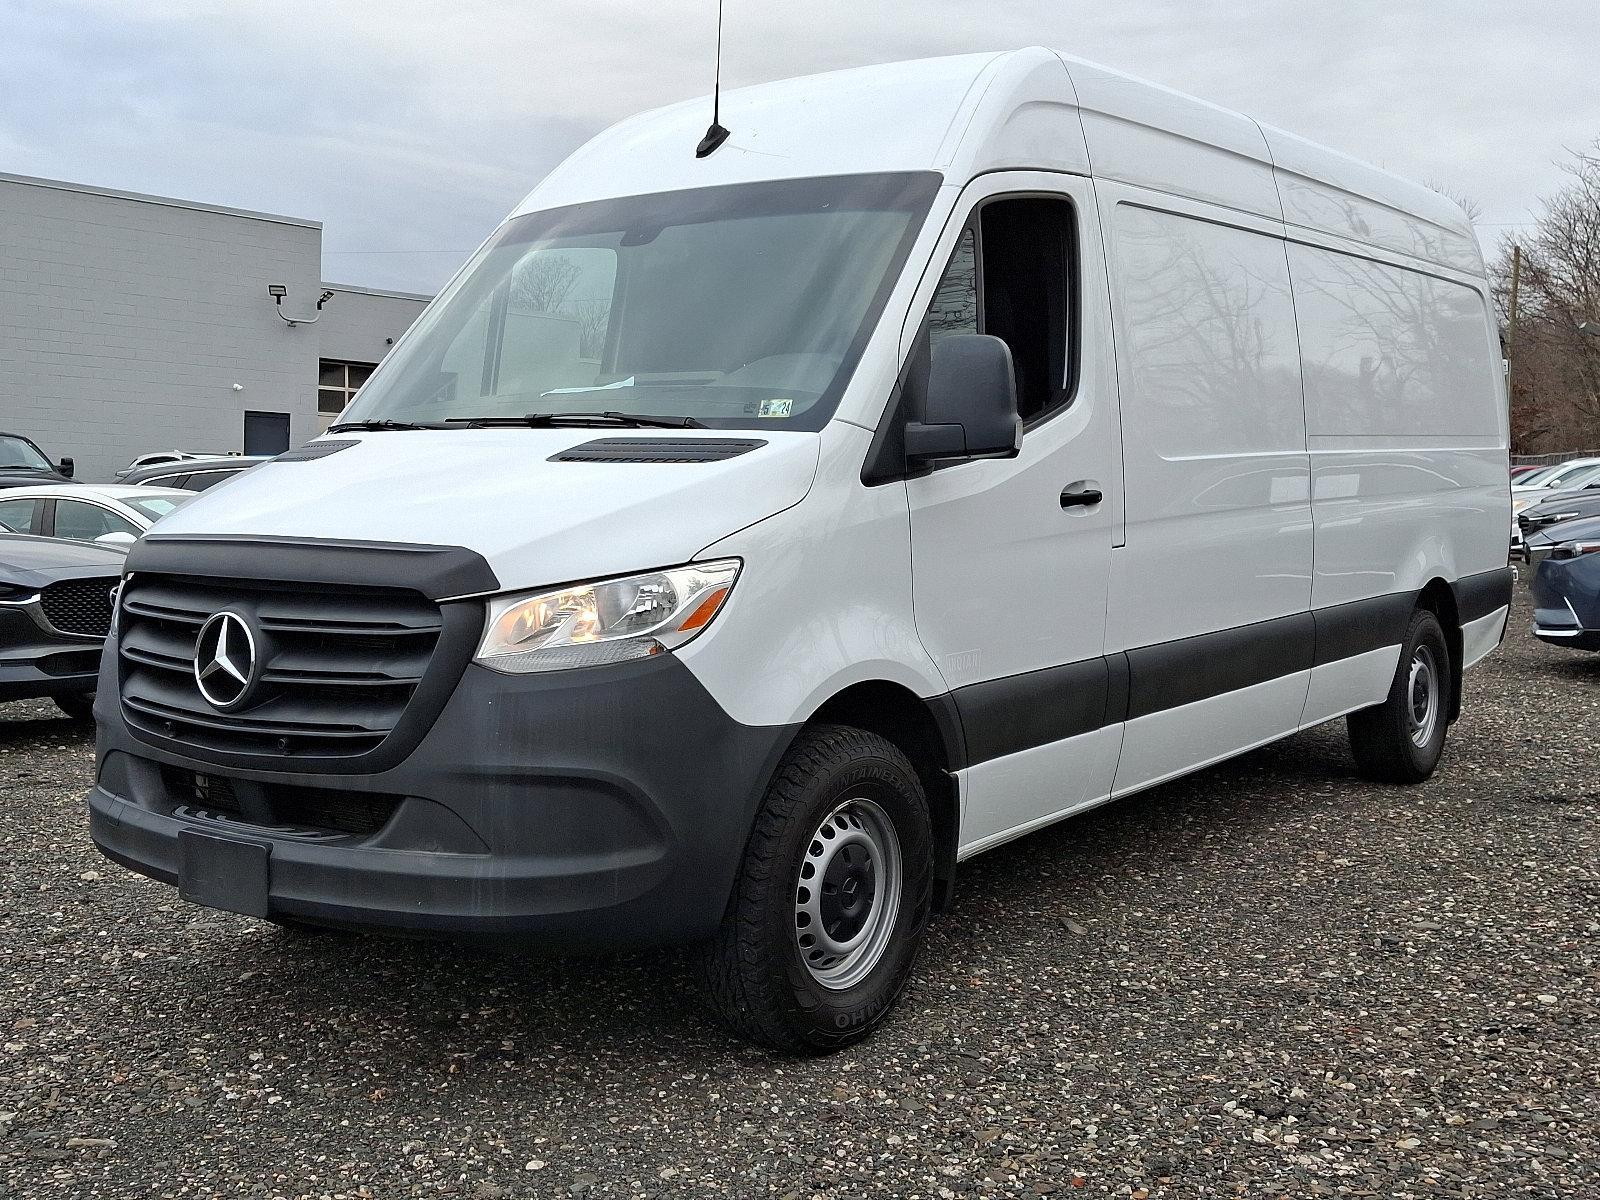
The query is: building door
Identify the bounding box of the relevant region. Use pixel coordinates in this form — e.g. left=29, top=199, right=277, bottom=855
left=243, top=411, right=291, bottom=456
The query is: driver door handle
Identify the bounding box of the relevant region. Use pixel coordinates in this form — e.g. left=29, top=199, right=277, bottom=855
left=1060, top=486, right=1103, bottom=509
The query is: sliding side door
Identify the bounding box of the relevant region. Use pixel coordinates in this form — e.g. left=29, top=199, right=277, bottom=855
left=1098, top=186, right=1314, bottom=794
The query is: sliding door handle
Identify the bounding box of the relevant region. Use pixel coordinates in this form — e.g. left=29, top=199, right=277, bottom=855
left=1060, top=486, right=1103, bottom=509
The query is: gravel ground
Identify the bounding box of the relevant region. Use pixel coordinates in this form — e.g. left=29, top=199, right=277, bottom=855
left=2, top=586, right=1597, bottom=1199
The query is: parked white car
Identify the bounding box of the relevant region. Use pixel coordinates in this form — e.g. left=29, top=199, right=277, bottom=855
left=0, top=484, right=192, bottom=548
left=1512, top=458, right=1600, bottom=499
left=113, top=451, right=227, bottom=480
left=1512, top=462, right=1600, bottom=517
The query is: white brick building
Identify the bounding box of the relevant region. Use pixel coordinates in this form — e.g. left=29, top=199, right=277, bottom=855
left=0, top=172, right=432, bottom=481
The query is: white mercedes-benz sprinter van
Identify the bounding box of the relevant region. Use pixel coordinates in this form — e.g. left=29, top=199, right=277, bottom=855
left=89, top=49, right=1512, bottom=1051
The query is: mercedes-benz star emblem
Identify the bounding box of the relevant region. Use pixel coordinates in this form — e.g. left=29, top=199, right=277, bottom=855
left=193, top=611, right=259, bottom=710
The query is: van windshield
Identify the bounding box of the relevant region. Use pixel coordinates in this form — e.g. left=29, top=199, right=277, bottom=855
left=339, top=173, right=940, bottom=432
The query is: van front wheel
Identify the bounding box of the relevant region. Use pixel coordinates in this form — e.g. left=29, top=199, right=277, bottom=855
left=1347, top=608, right=1453, bottom=784
left=700, top=724, right=933, bottom=1053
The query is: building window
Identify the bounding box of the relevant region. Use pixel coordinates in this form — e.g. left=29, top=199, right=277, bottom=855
left=318, top=360, right=377, bottom=430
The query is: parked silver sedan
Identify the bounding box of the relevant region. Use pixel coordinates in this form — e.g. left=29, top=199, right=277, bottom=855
left=0, top=484, right=192, bottom=549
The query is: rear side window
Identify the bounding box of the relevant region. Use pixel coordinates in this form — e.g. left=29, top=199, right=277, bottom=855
left=921, top=196, right=1076, bottom=423
left=187, top=470, right=241, bottom=491
left=52, top=500, right=139, bottom=542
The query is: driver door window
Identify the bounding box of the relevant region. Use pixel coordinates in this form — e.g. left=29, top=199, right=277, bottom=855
left=921, top=197, right=1076, bottom=423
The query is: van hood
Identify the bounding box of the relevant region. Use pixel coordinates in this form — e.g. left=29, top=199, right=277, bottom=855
left=150, top=429, right=820, bottom=592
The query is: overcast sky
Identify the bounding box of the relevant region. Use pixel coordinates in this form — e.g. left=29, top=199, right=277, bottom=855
left=4, top=0, right=1596, bottom=293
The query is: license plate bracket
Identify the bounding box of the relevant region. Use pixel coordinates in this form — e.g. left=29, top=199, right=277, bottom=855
left=178, top=829, right=271, bottom=918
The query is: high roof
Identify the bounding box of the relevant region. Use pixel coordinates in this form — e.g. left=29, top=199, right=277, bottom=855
left=517, top=48, right=1481, bottom=277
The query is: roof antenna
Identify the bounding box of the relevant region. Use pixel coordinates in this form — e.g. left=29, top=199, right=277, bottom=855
left=695, top=0, right=731, bottom=157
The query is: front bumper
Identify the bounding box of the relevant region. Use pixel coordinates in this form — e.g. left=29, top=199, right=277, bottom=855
left=0, top=605, right=102, bottom=702
left=1533, top=627, right=1600, bottom=651
left=1529, top=553, right=1600, bottom=654
left=90, top=652, right=796, bottom=945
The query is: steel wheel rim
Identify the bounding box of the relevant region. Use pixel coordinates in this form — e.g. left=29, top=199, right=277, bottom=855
left=1407, top=644, right=1440, bottom=749
left=793, top=797, right=903, bottom=991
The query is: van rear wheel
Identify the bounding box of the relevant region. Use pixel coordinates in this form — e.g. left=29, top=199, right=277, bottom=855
left=1347, top=608, right=1453, bottom=784
left=699, top=724, right=933, bottom=1053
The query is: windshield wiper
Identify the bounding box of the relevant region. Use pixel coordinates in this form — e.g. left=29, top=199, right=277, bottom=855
left=446, top=411, right=708, bottom=430
left=325, top=419, right=450, bottom=433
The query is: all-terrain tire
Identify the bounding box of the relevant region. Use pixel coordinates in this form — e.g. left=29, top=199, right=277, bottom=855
left=699, top=724, right=933, bottom=1054
left=1347, top=608, right=1453, bottom=784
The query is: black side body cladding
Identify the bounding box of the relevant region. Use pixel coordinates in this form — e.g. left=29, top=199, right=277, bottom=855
left=1125, top=612, right=1314, bottom=720
left=954, top=656, right=1111, bottom=763
left=1311, top=592, right=1417, bottom=667
left=1455, top=567, right=1515, bottom=624
left=944, top=575, right=1506, bottom=771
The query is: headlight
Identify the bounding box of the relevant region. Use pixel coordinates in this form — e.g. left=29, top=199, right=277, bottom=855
left=475, top=559, right=740, bottom=673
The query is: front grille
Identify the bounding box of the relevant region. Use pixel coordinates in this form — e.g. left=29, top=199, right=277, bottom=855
left=161, top=766, right=402, bottom=837
left=41, top=577, right=117, bottom=637
left=119, top=574, right=444, bottom=759
left=163, top=766, right=242, bottom=815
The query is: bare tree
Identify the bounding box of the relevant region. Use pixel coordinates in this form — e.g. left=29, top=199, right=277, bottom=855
left=511, top=254, right=581, bottom=314
left=574, top=299, right=612, bottom=361
left=1496, top=141, right=1600, bottom=452
left=1426, top=179, right=1483, bottom=223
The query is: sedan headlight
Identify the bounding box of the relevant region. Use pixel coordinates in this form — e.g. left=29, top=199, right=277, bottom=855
left=475, top=559, right=741, bottom=673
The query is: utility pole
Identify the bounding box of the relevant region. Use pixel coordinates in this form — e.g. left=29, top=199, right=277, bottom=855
left=1506, top=243, right=1522, bottom=453
left=1507, top=244, right=1523, bottom=363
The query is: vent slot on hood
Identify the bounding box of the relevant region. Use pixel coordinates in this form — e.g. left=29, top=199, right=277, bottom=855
left=550, top=438, right=766, bottom=464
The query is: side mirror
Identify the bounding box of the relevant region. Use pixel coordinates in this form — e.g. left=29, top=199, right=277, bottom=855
left=59, top=457, right=75, bottom=478
left=903, top=334, right=1023, bottom=465
left=94, top=531, right=136, bottom=548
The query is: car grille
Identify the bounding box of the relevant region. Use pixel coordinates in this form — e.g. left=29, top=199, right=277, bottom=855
left=41, top=577, right=117, bottom=637
left=118, top=574, right=444, bottom=759
left=161, top=766, right=403, bottom=838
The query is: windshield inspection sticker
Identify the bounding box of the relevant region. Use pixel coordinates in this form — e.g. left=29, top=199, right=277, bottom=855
left=758, top=398, right=794, bottom=418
